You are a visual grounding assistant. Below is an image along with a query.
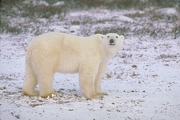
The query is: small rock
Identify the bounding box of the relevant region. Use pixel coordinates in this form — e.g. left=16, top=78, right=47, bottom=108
left=132, top=65, right=137, bottom=68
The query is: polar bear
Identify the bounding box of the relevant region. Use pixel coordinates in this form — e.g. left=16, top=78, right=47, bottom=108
left=22, top=32, right=124, bottom=99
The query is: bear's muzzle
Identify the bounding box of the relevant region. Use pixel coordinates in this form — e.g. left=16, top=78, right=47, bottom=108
left=109, top=39, right=115, bottom=46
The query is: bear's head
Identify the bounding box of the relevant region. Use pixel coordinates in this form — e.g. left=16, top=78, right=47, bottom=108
left=100, top=33, right=124, bottom=57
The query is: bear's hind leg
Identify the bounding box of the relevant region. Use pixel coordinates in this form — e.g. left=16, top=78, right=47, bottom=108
left=22, top=61, right=39, bottom=96
left=37, top=73, right=58, bottom=98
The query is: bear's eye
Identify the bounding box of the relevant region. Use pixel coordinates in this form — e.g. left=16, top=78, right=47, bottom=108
left=116, top=36, right=118, bottom=38
left=107, top=36, right=110, bottom=38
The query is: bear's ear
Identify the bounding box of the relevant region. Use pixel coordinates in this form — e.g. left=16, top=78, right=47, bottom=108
left=119, top=35, right=124, bottom=40
left=99, top=35, right=104, bottom=42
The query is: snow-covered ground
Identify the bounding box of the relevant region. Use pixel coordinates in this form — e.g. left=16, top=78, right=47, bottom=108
left=0, top=2, right=180, bottom=120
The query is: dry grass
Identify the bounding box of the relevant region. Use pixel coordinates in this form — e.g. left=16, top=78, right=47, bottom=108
left=1, top=0, right=179, bottom=38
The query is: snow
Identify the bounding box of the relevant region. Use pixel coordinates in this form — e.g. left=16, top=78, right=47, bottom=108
left=52, top=1, right=65, bottom=7
left=1, top=6, right=180, bottom=120
left=155, top=7, right=179, bottom=17
left=23, top=0, right=49, bottom=6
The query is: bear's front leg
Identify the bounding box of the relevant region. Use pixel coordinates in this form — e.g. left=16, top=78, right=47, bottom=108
left=94, top=61, right=109, bottom=96
left=79, top=63, right=103, bottom=99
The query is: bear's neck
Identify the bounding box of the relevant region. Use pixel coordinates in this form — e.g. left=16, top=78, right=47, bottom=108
left=100, top=45, right=118, bottom=60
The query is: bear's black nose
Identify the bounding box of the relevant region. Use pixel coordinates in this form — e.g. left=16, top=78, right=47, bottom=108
left=110, top=39, right=114, bottom=44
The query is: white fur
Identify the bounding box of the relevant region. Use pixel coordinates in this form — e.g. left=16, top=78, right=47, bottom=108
left=22, top=32, right=124, bottom=99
